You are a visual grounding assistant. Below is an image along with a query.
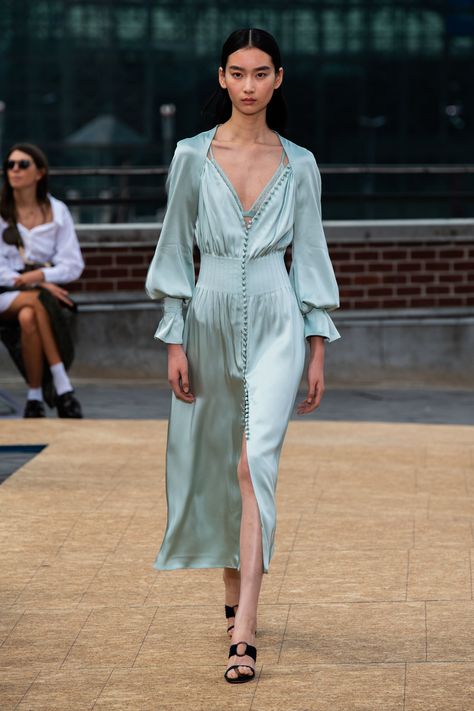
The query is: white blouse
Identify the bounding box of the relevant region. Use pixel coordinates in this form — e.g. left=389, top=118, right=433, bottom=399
left=0, top=194, right=84, bottom=286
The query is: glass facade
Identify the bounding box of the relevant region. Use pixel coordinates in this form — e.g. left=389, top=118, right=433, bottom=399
left=0, top=1, right=473, bottom=219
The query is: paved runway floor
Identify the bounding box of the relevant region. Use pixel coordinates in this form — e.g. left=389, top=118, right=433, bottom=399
left=0, top=417, right=473, bottom=709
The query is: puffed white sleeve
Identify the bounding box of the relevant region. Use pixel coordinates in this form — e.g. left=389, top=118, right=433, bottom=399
left=145, top=140, right=199, bottom=344
left=41, top=203, right=85, bottom=284
left=289, top=151, right=341, bottom=342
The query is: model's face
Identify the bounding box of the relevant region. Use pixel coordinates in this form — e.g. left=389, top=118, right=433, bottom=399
left=219, top=47, right=283, bottom=117
left=6, top=150, right=44, bottom=190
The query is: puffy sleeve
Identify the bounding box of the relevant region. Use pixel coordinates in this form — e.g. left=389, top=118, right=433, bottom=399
left=145, top=140, right=199, bottom=344
left=41, top=203, right=85, bottom=284
left=289, top=150, right=341, bottom=342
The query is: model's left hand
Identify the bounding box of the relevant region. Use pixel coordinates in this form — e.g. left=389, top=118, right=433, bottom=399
left=296, top=336, right=325, bottom=415
left=13, top=269, right=45, bottom=287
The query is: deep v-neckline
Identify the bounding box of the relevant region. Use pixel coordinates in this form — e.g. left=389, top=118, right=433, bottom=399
left=207, top=126, right=288, bottom=216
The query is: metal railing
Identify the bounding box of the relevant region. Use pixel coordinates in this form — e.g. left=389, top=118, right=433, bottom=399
left=47, top=164, right=474, bottom=219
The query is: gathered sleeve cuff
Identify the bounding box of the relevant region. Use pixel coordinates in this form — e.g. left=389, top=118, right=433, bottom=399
left=302, top=306, right=341, bottom=342
left=153, top=297, right=185, bottom=344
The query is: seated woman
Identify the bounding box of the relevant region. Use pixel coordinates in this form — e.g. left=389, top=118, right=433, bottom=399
left=0, top=142, right=84, bottom=418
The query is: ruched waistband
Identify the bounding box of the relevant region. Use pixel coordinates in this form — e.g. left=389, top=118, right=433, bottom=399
left=197, top=252, right=290, bottom=295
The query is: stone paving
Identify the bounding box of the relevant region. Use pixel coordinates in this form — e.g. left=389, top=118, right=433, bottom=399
left=1, top=418, right=473, bottom=710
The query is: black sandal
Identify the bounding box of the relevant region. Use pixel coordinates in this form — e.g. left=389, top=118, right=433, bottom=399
left=225, top=604, right=239, bottom=636
left=224, top=640, right=257, bottom=683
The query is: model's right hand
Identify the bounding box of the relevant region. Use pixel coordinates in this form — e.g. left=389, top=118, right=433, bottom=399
left=167, top=344, right=195, bottom=403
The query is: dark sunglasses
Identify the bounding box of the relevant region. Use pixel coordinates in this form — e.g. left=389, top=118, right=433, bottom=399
left=7, top=159, right=32, bottom=170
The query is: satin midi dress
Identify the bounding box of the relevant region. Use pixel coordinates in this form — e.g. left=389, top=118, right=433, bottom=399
left=145, top=125, right=341, bottom=574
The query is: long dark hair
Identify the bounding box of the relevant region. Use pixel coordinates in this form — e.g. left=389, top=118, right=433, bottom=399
left=0, top=143, right=50, bottom=225
left=202, top=28, right=288, bottom=134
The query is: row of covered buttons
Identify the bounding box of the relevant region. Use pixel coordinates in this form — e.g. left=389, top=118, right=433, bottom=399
left=241, top=219, right=250, bottom=439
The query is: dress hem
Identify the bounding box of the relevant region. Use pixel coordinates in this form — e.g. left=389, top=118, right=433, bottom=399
left=154, top=556, right=270, bottom=574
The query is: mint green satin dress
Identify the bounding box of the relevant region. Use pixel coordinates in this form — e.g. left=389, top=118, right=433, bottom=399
left=145, top=125, right=341, bottom=574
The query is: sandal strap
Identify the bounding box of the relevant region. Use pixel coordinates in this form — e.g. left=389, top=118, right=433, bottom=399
left=225, top=604, right=238, bottom=618
left=228, top=641, right=257, bottom=661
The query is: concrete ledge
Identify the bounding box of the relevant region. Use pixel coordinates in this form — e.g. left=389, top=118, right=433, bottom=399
left=2, top=294, right=473, bottom=384
left=67, top=302, right=474, bottom=385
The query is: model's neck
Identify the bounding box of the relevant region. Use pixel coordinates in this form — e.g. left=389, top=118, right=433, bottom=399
left=13, top=186, right=39, bottom=209
left=220, top=112, right=273, bottom=144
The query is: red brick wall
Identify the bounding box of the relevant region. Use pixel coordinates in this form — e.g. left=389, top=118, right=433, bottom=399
left=71, top=246, right=153, bottom=292
left=330, top=241, right=474, bottom=309
left=71, top=240, right=474, bottom=310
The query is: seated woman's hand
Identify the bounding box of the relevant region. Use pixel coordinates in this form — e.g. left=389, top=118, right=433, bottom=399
left=13, top=269, right=45, bottom=287
left=167, top=344, right=195, bottom=403
left=40, top=281, right=75, bottom=308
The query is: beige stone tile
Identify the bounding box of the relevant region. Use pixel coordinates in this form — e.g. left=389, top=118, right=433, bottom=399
left=276, top=479, right=321, bottom=513
left=278, top=549, right=409, bottom=603
left=0, top=554, right=46, bottom=606
left=405, top=661, right=474, bottom=710
left=317, top=490, right=429, bottom=518
left=78, top=560, right=156, bottom=608
left=0, top=512, right=77, bottom=552
left=0, top=609, right=24, bottom=644
left=407, top=548, right=471, bottom=600
left=145, top=567, right=227, bottom=607
left=260, top=550, right=291, bottom=604
left=62, top=606, right=156, bottom=668
left=429, top=495, right=474, bottom=519
left=108, top=541, right=160, bottom=563
left=0, top=609, right=90, bottom=670
left=134, top=603, right=289, bottom=668
left=94, top=665, right=257, bottom=710
left=95, top=484, right=165, bottom=513
left=0, top=668, right=39, bottom=709
left=252, top=663, right=405, bottom=711
left=293, top=512, right=414, bottom=550
left=425, top=444, right=472, bottom=469
left=466, top=469, right=474, bottom=497
left=58, top=511, right=134, bottom=554
left=16, top=667, right=112, bottom=710
left=414, top=519, right=473, bottom=547
left=14, top=553, right=106, bottom=609
left=272, top=513, right=302, bottom=552
left=329, top=463, right=417, bottom=495
left=110, top=513, right=163, bottom=547
left=416, top=466, right=468, bottom=496
left=282, top=601, right=425, bottom=664
left=426, top=601, right=474, bottom=661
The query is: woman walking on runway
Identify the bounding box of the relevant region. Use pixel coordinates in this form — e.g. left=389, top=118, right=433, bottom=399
left=146, top=28, right=341, bottom=683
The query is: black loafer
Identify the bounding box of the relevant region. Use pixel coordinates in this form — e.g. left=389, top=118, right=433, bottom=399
left=56, top=391, right=83, bottom=419
left=23, top=400, right=46, bottom=418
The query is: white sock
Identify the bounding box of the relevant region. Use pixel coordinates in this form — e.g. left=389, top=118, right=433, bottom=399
left=27, top=387, right=43, bottom=401
left=50, top=362, right=73, bottom=396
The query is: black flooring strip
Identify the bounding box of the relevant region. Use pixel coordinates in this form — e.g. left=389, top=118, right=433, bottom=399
left=0, top=445, right=47, bottom=484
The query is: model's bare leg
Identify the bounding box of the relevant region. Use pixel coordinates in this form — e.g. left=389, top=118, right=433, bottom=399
left=3, top=292, right=61, bottom=367
left=223, top=566, right=241, bottom=637
left=225, top=434, right=263, bottom=679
